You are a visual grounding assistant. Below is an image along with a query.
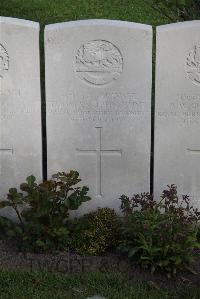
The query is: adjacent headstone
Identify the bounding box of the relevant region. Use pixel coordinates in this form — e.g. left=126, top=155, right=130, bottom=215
left=154, top=21, right=200, bottom=207
left=0, top=17, right=42, bottom=216
left=45, top=20, right=152, bottom=213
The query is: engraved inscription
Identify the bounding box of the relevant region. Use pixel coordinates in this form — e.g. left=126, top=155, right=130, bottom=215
left=186, top=45, right=200, bottom=85
left=75, top=40, right=123, bottom=86
left=76, top=127, right=122, bottom=198
left=156, top=94, right=200, bottom=127
left=0, top=101, right=41, bottom=121
left=47, top=92, right=147, bottom=123
left=0, top=44, right=9, bottom=78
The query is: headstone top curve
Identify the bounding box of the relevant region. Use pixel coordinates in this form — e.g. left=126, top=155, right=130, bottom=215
left=157, top=20, right=200, bottom=33
left=45, top=19, right=152, bottom=32
left=0, top=16, right=39, bottom=29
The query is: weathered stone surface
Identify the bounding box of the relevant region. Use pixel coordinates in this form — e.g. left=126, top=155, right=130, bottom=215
left=45, top=20, right=152, bottom=214
left=154, top=21, right=200, bottom=207
left=0, top=17, right=42, bottom=216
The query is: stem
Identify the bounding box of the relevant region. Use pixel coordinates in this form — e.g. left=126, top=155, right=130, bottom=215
left=13, top=205, right=24, bottom=229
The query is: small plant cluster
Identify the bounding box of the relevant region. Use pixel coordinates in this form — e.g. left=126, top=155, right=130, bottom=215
left=0, top=170, right=91, bottom=252
left=118, top=184, right=200, bottom=277
left=70, top=207, right=120, bottom=255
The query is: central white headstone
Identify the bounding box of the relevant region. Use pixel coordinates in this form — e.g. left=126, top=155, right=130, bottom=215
left=45, top=20, right=152, bottom=213
left=0, top=17, right=42, bottom=215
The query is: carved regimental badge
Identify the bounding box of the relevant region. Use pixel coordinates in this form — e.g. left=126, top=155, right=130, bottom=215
left=75, top=40, right=123, bottom=86
left=0, top=44, right=9, bottom=78
left=186, top=45, right=200, bottom=86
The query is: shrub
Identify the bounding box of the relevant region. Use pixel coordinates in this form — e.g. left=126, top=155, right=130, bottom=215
left=70, top=207, right=120, bottom=255
left=118, top=185, right=200, bottom=277
left=0, top=170, right=91, bottom=252
left=146, top=0, right=200, bottom=21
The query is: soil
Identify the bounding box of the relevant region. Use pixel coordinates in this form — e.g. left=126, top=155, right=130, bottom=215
left=0, top=239, right=199, bottom=290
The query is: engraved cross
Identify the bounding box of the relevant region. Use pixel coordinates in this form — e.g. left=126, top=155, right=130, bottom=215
left=187, top=148, right=200, bottom=155
left=186, top=147, right=200, bottom=199
left=0, top=147, right=13, bottom=174
left=186, top=147, right=200, bottom=168
left=76, top=127, right=122, bottom=198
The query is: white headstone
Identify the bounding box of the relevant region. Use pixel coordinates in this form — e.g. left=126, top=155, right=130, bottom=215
left=45, top=20, right=152, bottom=213
left=154, top=21, right=200, bottom=207
left=0, top=17, right=42, bottom=212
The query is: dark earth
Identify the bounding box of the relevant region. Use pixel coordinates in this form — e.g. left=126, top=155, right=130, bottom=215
left=0, top=239, right=199, bottom=291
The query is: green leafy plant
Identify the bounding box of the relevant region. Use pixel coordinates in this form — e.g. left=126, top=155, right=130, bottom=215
left=0, top=170, right=91, bottom=252
left=70, top=207, right=120, bottom=255
left=118, top=185, right=200, bottom=277
left=146, top=0, right=200, bottom=21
